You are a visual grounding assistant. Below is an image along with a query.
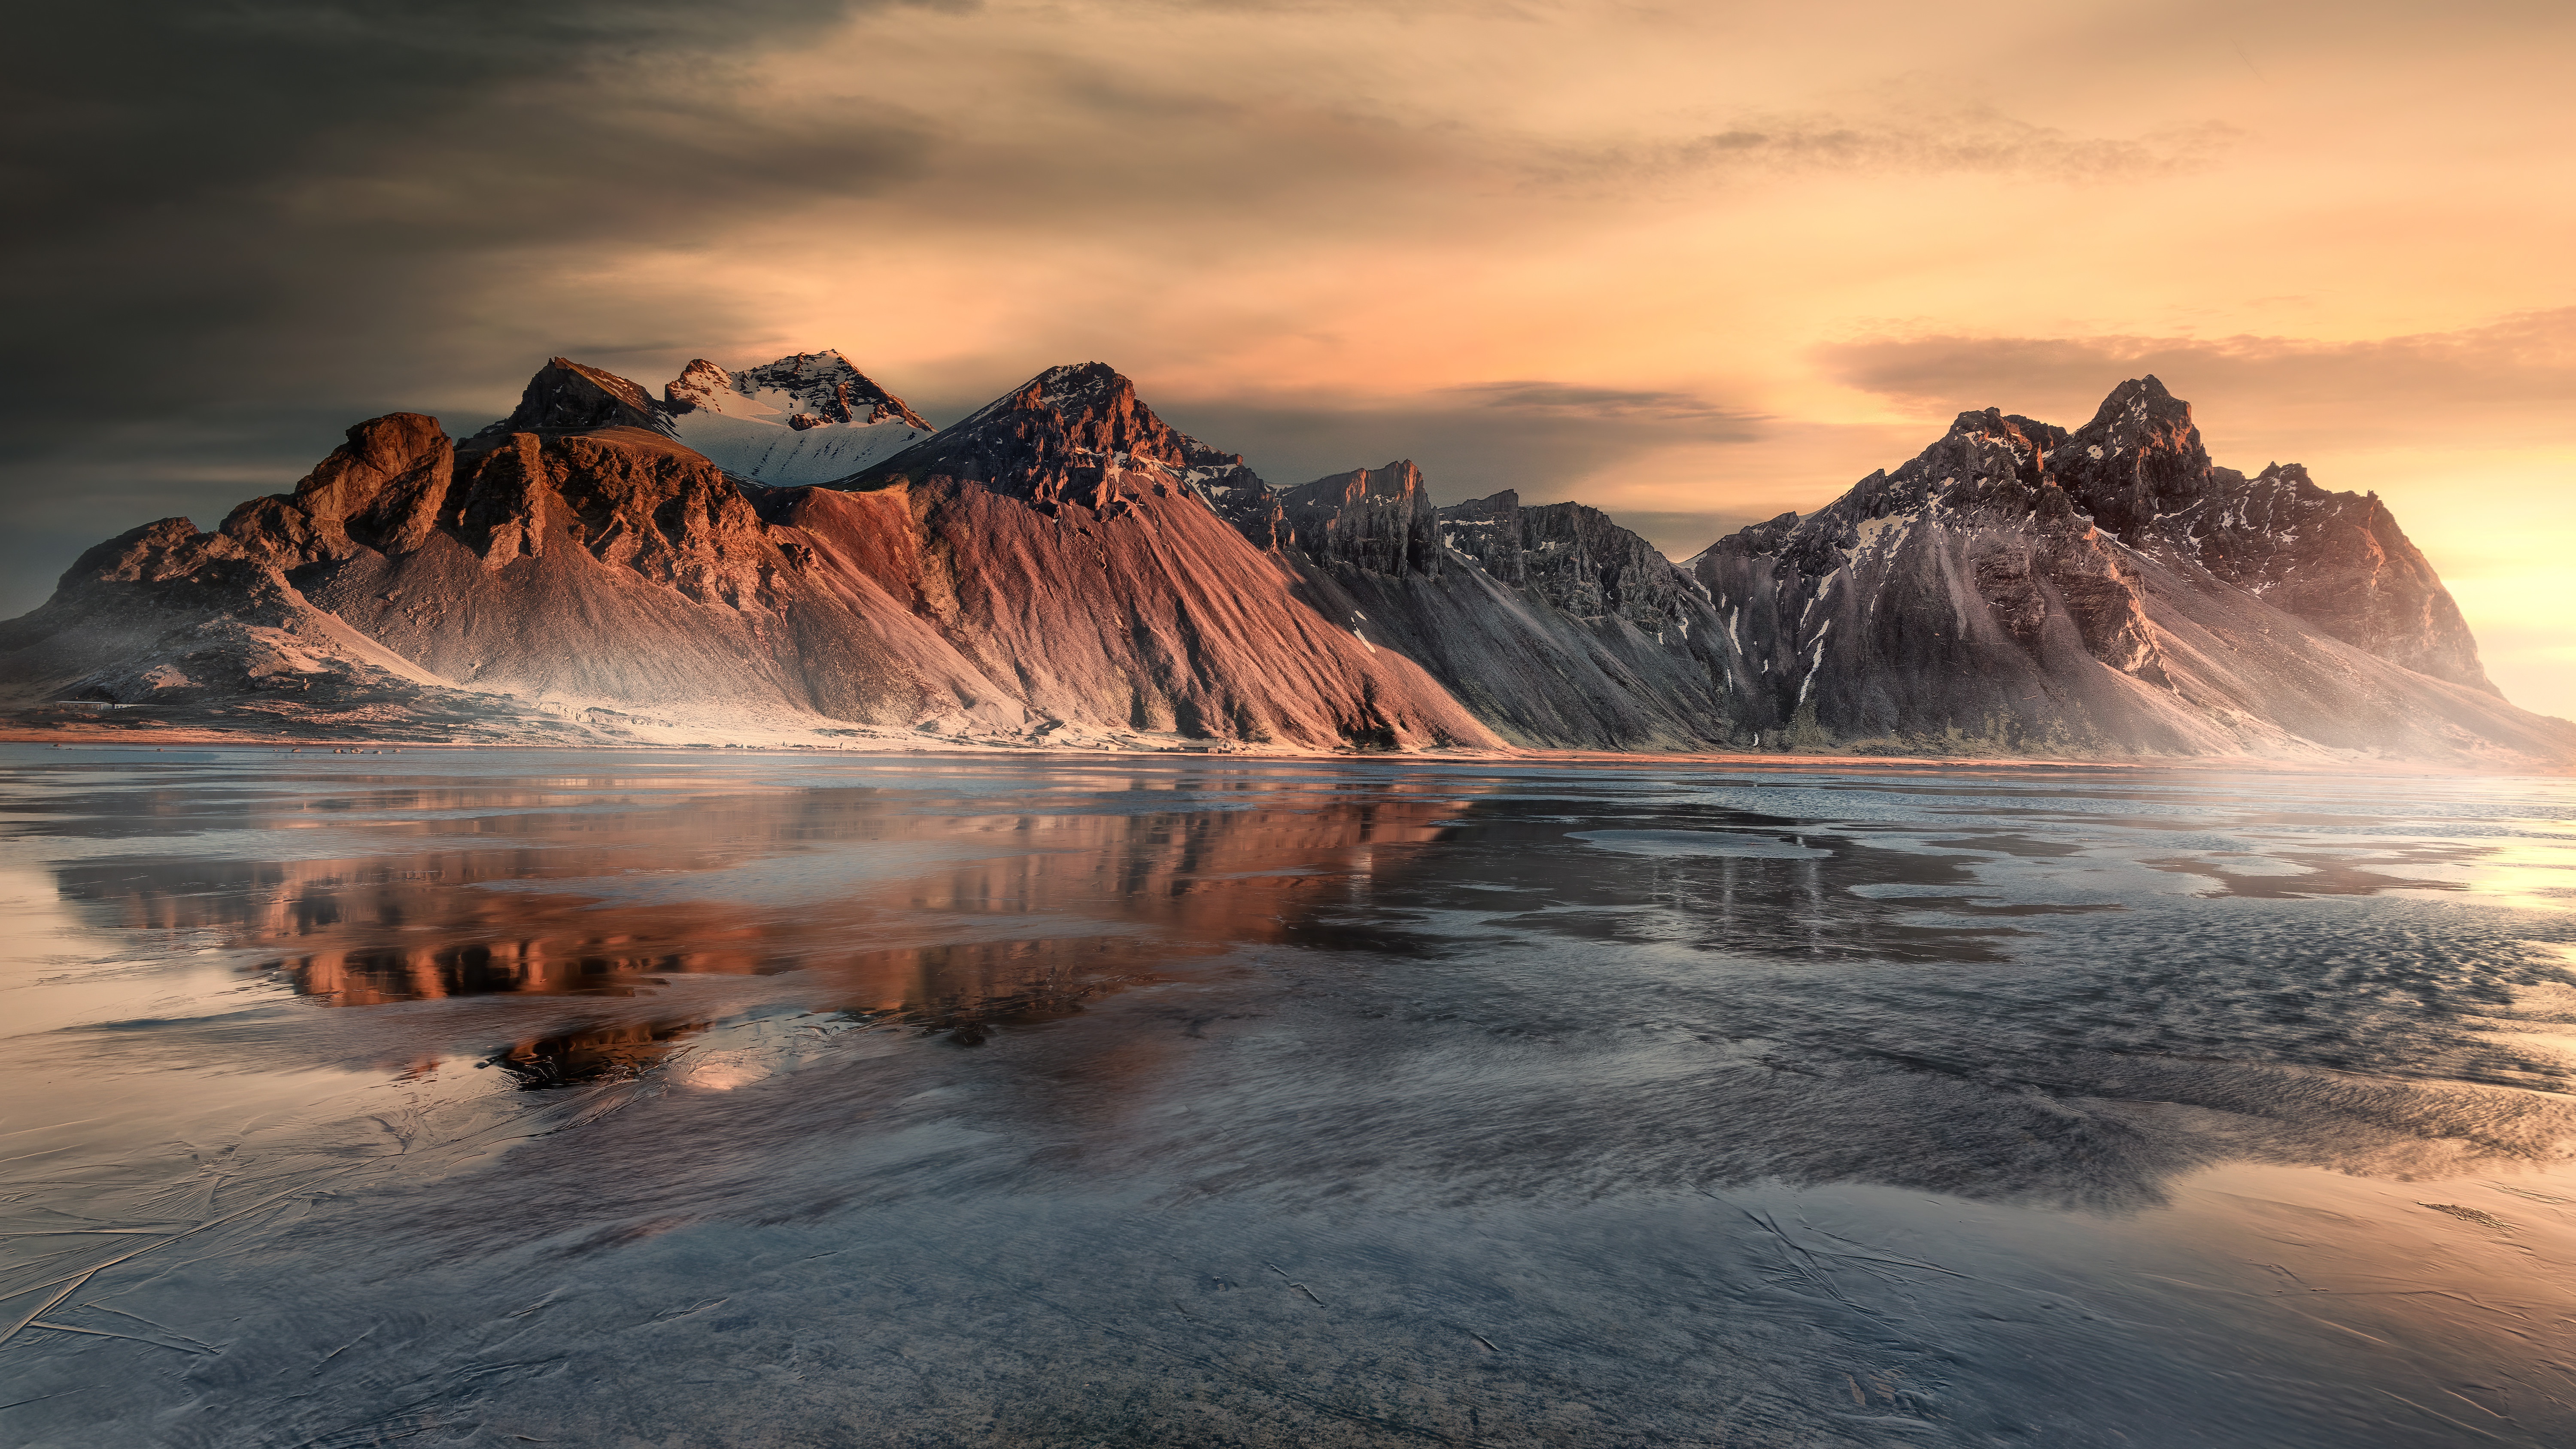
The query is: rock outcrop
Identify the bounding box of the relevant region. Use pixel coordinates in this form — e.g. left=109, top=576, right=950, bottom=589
left=1279, top=462, right=1443, bottom=577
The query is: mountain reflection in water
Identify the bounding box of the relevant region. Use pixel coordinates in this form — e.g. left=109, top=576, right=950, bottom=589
left=45, top=773, right=2104, bottom=1015
left=3, top=748, right=2574, bottom=1449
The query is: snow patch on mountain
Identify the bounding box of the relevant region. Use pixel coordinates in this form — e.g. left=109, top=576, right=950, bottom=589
left=667, top=410, right=932, bottom=486
left=660, top=351, right=934, bottom=486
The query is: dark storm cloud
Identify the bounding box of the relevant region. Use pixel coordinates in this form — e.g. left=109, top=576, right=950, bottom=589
left=1816, top=308, right=2576, bottom=447
left=0, top=0, right=921, bottom=614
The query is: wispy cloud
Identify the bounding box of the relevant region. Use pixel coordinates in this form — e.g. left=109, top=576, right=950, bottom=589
left=1527, top=108, right=2243, bottom=191
left=1436, top=380, right=1764, bottom=428
left=1151, top=376, right=1764, bottom=502
left=1817, top=308, right=2576, bottom=444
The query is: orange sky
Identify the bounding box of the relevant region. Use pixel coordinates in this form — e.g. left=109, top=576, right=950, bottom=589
left=16, top=0, right=2570, bottom=716
left=491, top=0, right=2570, bottom=715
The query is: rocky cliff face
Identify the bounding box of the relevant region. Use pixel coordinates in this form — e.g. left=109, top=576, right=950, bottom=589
left=1200, top=462, right=1755, bottom=750
left=2, top=355, right=2562, bottom=765
left=1447, top=490, right=1716, bottom=641
left=1279, top=462, right=1444, bottom=577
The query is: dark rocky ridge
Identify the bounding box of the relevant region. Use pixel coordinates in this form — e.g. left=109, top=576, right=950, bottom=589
left=1307, top=481, right=1753, bottom=750
left=2042, top=378, right=2491, bottom=692
left=1, top=354, right=2565, bottom=765
left=1279, top=462, right=1445, bottom=577
left=1185, top=456, right=1749, bottom=749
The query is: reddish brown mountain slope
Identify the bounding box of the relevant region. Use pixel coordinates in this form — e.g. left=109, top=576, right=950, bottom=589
left=0, top=361, right=1495, bottom=751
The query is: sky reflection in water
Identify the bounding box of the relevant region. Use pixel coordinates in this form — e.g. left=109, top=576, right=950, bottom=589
left=3, top=747, right=2574, bottom=1447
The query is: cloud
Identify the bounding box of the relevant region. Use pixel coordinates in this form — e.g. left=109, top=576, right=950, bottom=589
left=1816, top=309, right=2576, bottom=448
left=1527, top=107, right=2243, bottom=191
left=1435, top=380, right=1765, bottom=428
left=0, top=0, right=924, bottom=612
left=1145, top=377, right=1762, bottom=499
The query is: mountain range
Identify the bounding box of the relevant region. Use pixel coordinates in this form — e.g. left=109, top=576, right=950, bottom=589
left=5, top=348, right=2568, bottom=766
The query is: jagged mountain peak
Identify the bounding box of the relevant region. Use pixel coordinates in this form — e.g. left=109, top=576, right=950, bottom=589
left=2087, top=372, right=2182, bottom=415
left=663, top=350, right=930, bottom=431
left=1686, top=373, right=2512, bottom=747
left=2049, top=376, right=2221, bottom=540
left=1284, top=460, right=1426, bottom=508
left=651, top=350, right=934, bottom=487
left=938, top=362, right=1160, bottom=445
left=665, top=358, right=735, bottom=409
left=1029, top=361, right=1125, bottom=406
left=465, top=358, right=661, bottom=450
left=839, top=361, right=1248, bottom=518
left=2071, top=375, right=2200, bottom=450
left=1934, top=406, right=2066, bottom=450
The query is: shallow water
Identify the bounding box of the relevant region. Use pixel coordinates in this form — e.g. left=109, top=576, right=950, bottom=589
left=3, top=746, right=2573, bottom=1447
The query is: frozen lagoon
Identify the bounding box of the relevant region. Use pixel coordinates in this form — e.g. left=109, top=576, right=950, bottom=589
left=3, top=747, right=2574, bottom=1446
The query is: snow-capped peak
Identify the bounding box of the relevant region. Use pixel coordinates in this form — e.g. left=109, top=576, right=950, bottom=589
left=657, top=351, right=935, bottom=486
left=663, top=350, right=930, bottom=431
left=1031, top=362, right=1122, bottom=410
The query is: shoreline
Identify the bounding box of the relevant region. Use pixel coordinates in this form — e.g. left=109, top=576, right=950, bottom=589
left=3, top=726, right=2561, bottom=778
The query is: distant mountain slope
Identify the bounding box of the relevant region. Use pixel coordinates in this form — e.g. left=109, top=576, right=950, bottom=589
left=1183, top=376, right=2565, bottom=762
left=1, top=355, right=2565, bottom=766
left=1686, top=382, right=2560, bottom=759
left=2042, top=379, right=2493, bottom=692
